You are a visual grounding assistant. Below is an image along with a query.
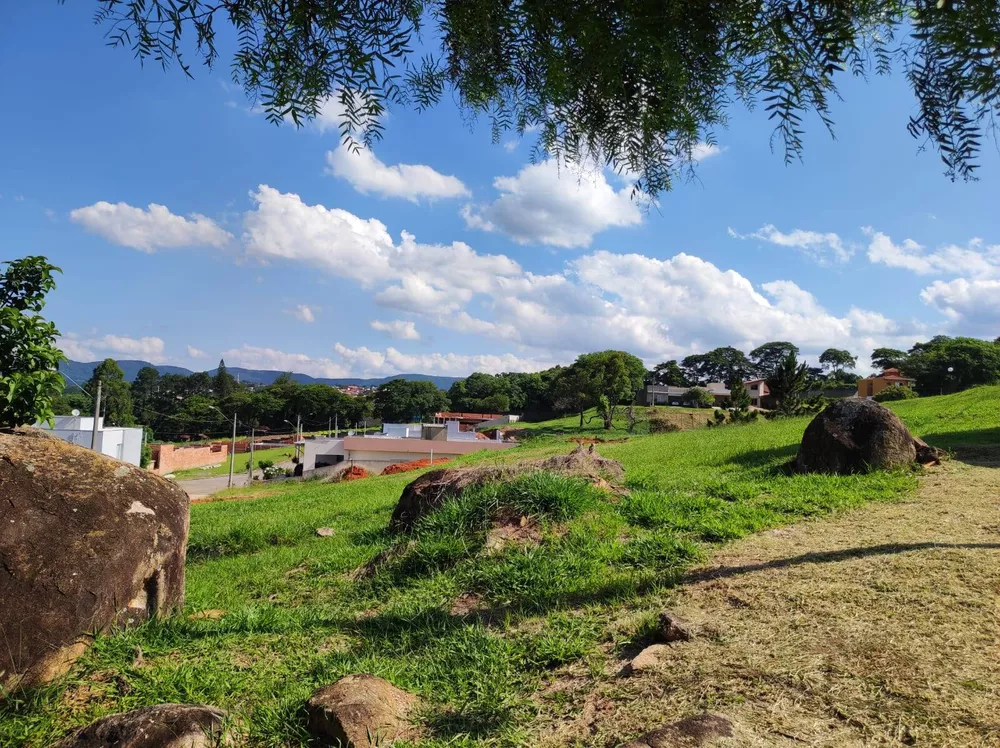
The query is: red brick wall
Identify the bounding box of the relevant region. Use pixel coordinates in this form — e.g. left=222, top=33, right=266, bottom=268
left=151, top=443, right=229, bottom=475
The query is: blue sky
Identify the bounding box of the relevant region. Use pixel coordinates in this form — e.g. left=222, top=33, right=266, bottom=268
left=3, top=4, right=999, bottom=378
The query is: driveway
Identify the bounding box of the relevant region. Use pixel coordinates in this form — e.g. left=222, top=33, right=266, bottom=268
left=176, top=460, right=294, bottom=500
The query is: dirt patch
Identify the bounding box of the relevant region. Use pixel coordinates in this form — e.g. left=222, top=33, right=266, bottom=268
left=340, top=465, right=370, bottom=481
left=570, top=437, right=629, bottom=445
left=381, top=457, right=453, bottom=475
left=531, top=457, right=1000, bottom=746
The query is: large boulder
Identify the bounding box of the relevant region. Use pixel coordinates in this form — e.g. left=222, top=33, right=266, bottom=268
left=305, top=674, right=423, bottom=746
left=389, top=445, right=624, bottom=532
left=794, top=399, right=927, bottom=474
left=53, top=703, right=232, bottom=748
left=0, top=428, right=189, bottom=691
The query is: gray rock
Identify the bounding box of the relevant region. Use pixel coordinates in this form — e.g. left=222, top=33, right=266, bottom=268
left=655, top=611, right=693, bottom=643
left=306, top=674, right=423, bottom=746
left=795, top=399, right=918, bottom=474
left=53, top=703, right=232, bottom=748
left=1, top=428, right=188, bottom=690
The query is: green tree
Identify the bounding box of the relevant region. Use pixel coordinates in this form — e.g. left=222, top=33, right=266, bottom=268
left=86, top=359, right=136, bottom=427
left=650, top=360, right=690, bottom=387
left=574, top=350, right=646, bottom=429
left=0, top=256, right=65, bottom=427
left=749, top=342, right=799, bottom=379
left=818, top=348, right=858, bottom=378
left=681, top=387, right=715, bottom=409
left=905, top=337, right=1000, bottom=395
left=131, top=366, right=160, bottom=425
left=728, top=380, right=752, bottom=410
left=552, top=364, right=593, bottom=428
left=185, top=371, right=213, bottom=397
left=87, top=1, right=1000, bottom=190
left=373, top=379, right=449, bottom=423
left=682, top=347, right=752, bottom=390
left=870, top=347, right=909, bottom=372
left=766, top=351, right=809, bottom=412
left=212, top=358, right=236, bottom=400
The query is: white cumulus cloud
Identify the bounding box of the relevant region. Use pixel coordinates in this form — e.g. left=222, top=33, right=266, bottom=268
left=326, top=144, right=469, bottom=202
left=69, top=201, right=232, bottom=252
left=187, top=345, right=207, bottom=358
left=921, top=278, right=1000, bottom=330
left=462, top=160, right=643, bottom=248
left=864, top=227, right=1000, bottom=277
left=58, top=333, right=167, bottom=363
left=371, top=319, right=420, bottom=340
left=286, top=304, right=316, bottom=323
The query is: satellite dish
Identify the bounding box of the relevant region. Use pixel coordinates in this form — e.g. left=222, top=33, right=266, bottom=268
left=71, top=409, right=81, bottom=416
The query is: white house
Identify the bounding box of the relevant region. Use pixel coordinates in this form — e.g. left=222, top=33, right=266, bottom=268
left=36, top=415, right=145, bottom=467
left=302, top=421, right=515, bottom=474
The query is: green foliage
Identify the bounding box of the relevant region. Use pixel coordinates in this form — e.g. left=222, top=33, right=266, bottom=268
left=819, top=348, right=858, bottom=377
left=573, top=350, right=647, bottom=429
left=211, top=359, right=236, bottom=400
left=86, top=2, right=1000, bottom=191
left=728, top=381, right=752, bottom=410
left=749, top=341, right=799, bottom=379
left=871, top=347, right=909, bottom=372
left=649, top=360, right=690, bottom=387
left=373, top=378, right=449, bottom=422
left=766, top=350, right=810, bottom=412
left=905, top=336, right=1000, bottom=395
left=682, top=387, right=715, bottom=408
left=874, top=386, right=920, bottom=402
left=0, top=256, right=65, bottom=428
left=682, top=347, right=752, bottom=389
left=85, top=359, right=136, bottom=427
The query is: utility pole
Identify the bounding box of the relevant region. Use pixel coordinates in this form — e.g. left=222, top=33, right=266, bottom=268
left=247, top=426, right=255, bottom=482
left=335, top=413, right=338, bottom=438
left=227, top=411, right=237, bottom=489
left=90, top=380, right=102, bottom=451
left=295, top=414, right=301, bottom=460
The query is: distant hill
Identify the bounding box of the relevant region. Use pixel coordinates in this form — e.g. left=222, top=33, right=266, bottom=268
left=59, top=360, right=459, bottom=390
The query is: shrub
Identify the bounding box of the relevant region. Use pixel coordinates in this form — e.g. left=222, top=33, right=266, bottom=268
left=681, top=387, right=715, bottom=408
left=874, top=386, right=920, bottom=402
left=648, top=418, right=681, bottom=434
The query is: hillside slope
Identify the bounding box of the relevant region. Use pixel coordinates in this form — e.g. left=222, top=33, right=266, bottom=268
left=3, top=388, right=997, bottom=745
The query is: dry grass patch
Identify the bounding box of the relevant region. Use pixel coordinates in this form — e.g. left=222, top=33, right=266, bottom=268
left=532, top=457, right=1000, bottom=746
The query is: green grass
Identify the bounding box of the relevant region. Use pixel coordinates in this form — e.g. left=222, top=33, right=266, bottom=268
left=514, top=405, right=712, bottom=439
left=171, top=446, right=295, bottom=480
left=4, top=388, right=998, bottom=746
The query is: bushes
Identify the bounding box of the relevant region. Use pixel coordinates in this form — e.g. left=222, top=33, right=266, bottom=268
left=875, top=387, right=919, bottom=402
left=682, top=387, right=715, bottom=408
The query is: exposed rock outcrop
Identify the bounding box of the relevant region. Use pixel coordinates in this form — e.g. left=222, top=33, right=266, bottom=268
left=53, top=703, right=231, bottom=748
left=794, top=399, right=940, bottom=474
left=0, top=427, right=189, bottom=691
left=389, top=445, right=624, bottom=532
left=305, top=674, right=423, bottom=747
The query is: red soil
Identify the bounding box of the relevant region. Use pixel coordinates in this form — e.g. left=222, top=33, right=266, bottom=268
left=380, top=457, right=452, bottom=475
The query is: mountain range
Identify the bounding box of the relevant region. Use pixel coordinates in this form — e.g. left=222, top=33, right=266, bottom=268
left=58, top=360, right=459, bottom=390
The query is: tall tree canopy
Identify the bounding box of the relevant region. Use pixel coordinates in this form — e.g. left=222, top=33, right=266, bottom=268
left=649, top=360, right=691, bottom=387
left=0, top=256, right=64, bottom=427
left=766, top=350, right=810, bottom=411
left=818, top=348, right=858, bottom=377
left=86, top=359, right=136, bottom=427
left=905, top=336, right=1000, bottom=394
left=870, top=347, right=909, bottom=372
left=574, top=350, right=647, bottom=429
left=80, top=1, right=1000, bottom=193
left=373, top=379, right=449, bottom=423
left=682, top=347, right=753, bottom=389
left=749, top=341, right=800, bottom=379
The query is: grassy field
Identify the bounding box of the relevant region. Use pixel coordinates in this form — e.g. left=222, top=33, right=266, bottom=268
left=514, top=405, right=714, bottom=438
left=170, top=446, right=295, bottom=480
left=3, top=388, right=998, bottom=746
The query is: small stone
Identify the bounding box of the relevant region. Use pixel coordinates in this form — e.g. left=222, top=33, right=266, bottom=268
left=306, top=674, right=422, bottom=747
left=52, top=703, right=233, bottom=748
left=622, top=644, right=670, bottom=675
left=655, top=611, right=693, bottom=643
left=624, top=713, right=734, bottom=747
left=316, top=527, right=336, bottom=537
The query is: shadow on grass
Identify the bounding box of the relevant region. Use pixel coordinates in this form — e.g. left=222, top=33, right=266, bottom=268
left=684, top=542, right=1000, bottom=583
left=920, top=427, right=1000, bottom=452
left=725, top=444, right=798, bottom=470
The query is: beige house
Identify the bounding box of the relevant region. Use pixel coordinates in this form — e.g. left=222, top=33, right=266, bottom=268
left=857, top=368, right=916, bottom=399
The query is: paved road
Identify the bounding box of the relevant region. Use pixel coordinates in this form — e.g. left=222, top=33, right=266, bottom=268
left=176, top=460, right=294, bottom=500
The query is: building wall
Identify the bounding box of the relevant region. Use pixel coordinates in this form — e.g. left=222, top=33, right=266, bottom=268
left=857, top=377, right=913, bottom=398
left=151, top=443, right=229, bottom=474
